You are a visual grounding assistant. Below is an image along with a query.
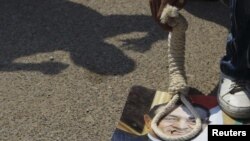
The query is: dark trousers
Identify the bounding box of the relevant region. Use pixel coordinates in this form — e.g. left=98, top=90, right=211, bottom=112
left=220, top=0, right=250, bottom=80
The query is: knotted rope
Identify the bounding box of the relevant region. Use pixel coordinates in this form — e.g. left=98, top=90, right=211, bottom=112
left=151, top=4, right=202, bottom=141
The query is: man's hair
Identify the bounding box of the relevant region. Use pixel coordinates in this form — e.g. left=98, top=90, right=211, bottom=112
left=147, top=102, right=210, bottom=122
left=147, top=103, right=165, bottom=118
left=147, top=101, right=181, bottom=118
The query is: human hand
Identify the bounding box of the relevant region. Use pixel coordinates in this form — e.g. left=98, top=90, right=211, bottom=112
left=149, top=0, right=186, bottom=31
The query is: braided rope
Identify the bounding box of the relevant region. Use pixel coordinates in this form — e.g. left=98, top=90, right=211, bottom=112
left=151, top=5, right=202, bottom=141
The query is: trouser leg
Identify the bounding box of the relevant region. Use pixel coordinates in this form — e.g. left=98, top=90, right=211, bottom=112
left=220, top=0, right=250, bottom=80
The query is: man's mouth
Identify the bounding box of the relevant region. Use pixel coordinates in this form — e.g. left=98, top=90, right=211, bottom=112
left=167, top=129, right=190, bottom=136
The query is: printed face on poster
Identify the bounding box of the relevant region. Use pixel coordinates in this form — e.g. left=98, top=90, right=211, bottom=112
left=111, top=86, right=222, bottom=141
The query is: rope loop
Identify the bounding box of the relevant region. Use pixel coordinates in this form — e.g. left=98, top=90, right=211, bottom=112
left=151, top=4, right=202, bottom=141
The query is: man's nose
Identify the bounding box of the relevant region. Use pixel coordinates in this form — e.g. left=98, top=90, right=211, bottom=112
left=173, top=119, right=188, bottom=129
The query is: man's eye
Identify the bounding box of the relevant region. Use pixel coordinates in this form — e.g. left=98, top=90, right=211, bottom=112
left=164, top=117, right=177, bottom=121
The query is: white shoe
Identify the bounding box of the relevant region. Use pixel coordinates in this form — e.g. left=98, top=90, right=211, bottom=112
left=218, top=74, right=250, bottom=119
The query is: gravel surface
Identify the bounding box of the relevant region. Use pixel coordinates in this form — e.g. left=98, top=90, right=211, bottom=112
left=0, top=0, right=229, bottom=141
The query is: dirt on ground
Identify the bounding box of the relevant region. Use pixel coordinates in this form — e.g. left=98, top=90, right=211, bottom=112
left=0, top=0, right=229, bottom=141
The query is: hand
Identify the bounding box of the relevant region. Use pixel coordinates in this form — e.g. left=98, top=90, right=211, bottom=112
left=149, top=0, right=186, bottom=31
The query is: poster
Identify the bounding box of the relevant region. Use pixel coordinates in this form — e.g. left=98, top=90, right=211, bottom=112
left=111, top=86, right=250, bottom=141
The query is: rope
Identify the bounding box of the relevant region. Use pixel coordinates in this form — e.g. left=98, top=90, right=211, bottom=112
left=151, top=4, right=202, bottom=141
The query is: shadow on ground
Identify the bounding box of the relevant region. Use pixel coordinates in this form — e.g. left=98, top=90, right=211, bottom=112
left=0, top=0, right=230, bottom=75
left=0, top=0, right=166, bottom=75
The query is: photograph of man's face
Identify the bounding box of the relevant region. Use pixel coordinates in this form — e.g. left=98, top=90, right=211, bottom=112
left=158, top=105, right=210, bottom=136
left=144, top=103, right=210, bottom=139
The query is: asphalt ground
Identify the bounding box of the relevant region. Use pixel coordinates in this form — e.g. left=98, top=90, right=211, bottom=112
left=0, top=0, right=229, bottom=140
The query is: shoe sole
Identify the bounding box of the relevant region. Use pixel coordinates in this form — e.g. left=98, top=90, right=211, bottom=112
left=217, top=84, right=250, bottom=119
left=218, top=95, right=250, bottom=119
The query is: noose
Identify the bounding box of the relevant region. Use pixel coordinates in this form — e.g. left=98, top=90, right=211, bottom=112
left=151, top=5, right=202, bottom=141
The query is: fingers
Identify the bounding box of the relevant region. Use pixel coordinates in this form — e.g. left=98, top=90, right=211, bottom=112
left=149, top=0, right=161, bottom=20
left=149, top=0, right=186, bottom=31
left=173, top=0, right=187, bottom=9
